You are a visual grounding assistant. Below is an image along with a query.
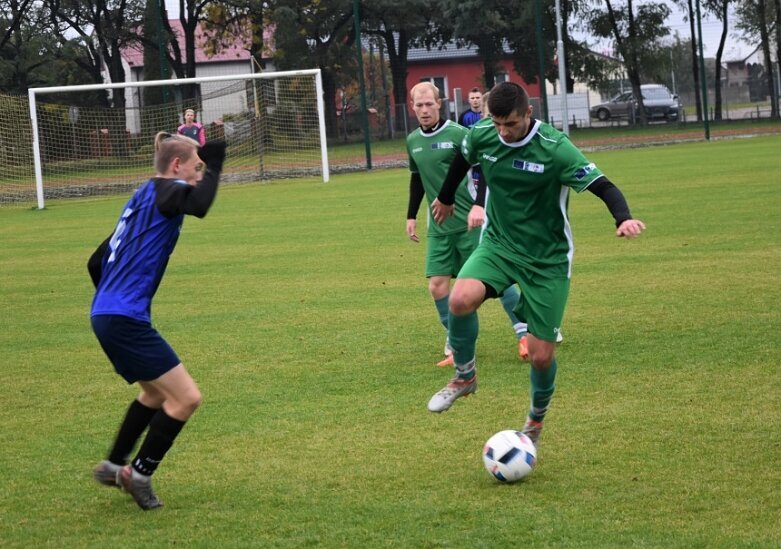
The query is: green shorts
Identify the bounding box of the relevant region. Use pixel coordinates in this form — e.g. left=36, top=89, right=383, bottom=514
left=425, top=230, right=481, bottom=278
left=457, top=241, right=569, bottom=342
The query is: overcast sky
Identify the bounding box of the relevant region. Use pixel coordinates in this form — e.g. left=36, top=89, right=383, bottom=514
left=163, top=1, right=755, bottom=62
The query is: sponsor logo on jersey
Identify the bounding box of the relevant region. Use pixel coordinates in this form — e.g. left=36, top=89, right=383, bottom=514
left=512, top=159, right=544, bottom=173
left=574, top=162, right=596, bottom=180
left=411, top=147, right=423, bottom=153
left=482, top=153, right=497, bottom=162
left=431, top=142, right=455, bottom=150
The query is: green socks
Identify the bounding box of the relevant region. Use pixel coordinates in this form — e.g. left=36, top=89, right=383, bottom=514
left=529, top=358, right=557, bottom=422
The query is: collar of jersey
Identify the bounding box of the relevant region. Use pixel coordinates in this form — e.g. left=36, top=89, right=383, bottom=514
left=498, top=119, right=540, bottom=148
left=419, top=119, right=449, bottom=137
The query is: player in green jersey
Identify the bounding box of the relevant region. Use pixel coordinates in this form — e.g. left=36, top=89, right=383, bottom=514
left=406, top=82, right=528, bottom=367
left=427, top=82, right=646, bottom=451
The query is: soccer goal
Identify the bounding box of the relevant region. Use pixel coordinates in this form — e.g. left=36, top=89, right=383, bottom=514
left=27, top=69, right=329, bottom=209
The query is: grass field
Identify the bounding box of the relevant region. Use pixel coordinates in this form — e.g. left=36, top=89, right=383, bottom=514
left=1, top=136, right=780, bottom=547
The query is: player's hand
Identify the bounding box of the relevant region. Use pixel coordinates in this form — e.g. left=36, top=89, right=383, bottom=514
left=467, top=205, right=485, bottom=230
left=406, top=219, right=419, bottom=242
left=616, top=219, right=646, bottom=239
left=431, top=199, right=454, bottom=225
left=198, top=140, right=226, bottom=171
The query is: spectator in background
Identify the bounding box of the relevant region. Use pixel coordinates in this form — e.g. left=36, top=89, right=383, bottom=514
left=177, top=109, right=206, bottom=146
left=458, top=87, right=483, bottom=129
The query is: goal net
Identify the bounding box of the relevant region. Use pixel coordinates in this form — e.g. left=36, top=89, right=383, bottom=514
left=24, top=69, right=328, bottom=208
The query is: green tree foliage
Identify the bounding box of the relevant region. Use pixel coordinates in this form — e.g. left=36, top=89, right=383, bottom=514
left=441, top=0, right=510, bottom=90
left=269, top=0, right=356, bottom=137
left=361, top=0, right=449, bottom=134
left=0, top=1, right=103, bottom=104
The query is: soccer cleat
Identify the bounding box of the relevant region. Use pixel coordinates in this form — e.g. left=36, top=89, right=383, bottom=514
left=436, top=354, right=454, bottom=367
left=522, top=418, right=544, bottom=448
left=518, top=335, right=529, bottom=360
left=427, top=375, right=477, bottom=413
left=119, top=466, right=163, bottom=511
left=93, top=460, right=123, bottom=488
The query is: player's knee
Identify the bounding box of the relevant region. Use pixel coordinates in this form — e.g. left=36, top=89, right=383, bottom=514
left=177, top=388, right=202, bottom=418
left=529, top=348, right=554, bottom=370
left=449, top=291, right=478, bottom=315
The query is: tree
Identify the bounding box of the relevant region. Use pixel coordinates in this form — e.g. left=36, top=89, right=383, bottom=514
left=589, top=0, right=672, bottom=125
left=155, top=0, right=220, bottom=110
left=269, top=0, right=356, bottom=137
left=442, top=0, right=510, bottom=90
left=361, top=0, right=448, bottom=135
left=0, top=1, right=104, bottom=99
left=735, top=0, right=780, bottom=117
left=47, top=0, right=146, bottom=110
left=200, top=0, right=270, bottom=71
left=705, top=0, right=734, bottom=120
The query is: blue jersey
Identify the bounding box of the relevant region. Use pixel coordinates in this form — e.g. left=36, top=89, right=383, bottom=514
left=91, top=179, right=186, bottom=322
left=458, top=110, right=482, bottom=129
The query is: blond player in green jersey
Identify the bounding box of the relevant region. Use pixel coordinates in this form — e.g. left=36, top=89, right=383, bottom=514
left=427, top=82, right=645, bottom=451
left=406, top=82, right=528, bottom=367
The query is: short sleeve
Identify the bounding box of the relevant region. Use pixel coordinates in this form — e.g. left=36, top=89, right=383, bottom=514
left=556, top=138, right=604, bottom=193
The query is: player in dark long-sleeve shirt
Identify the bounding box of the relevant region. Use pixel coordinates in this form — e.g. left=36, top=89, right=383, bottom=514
left=89, top=131, right=226, bottom=510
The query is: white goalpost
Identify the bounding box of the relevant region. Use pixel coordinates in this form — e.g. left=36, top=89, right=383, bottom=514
left=27, top=69, right=329, bottom=209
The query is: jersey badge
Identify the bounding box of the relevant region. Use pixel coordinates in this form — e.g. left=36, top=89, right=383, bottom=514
left=512, top=159, right=544, bottom=173
left=574, top=163, right=596, bottom=180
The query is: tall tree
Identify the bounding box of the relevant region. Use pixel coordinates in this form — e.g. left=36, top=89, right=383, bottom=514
left=671, top=0, right=702, bottom=120
left=735, top=0, right=779, bottom=117
left=442, top=0, right=510, bottom=90
left=707, top=0, right=733, bottom=120
left=589, top=0, right=671, bottom=125
left=200, top=0, right=269, bottom=71
left=270, top=0, right=356, bottom=137
left=47, top=0, right=145, bottom=110
left=362, top=0, right=448, bottom=134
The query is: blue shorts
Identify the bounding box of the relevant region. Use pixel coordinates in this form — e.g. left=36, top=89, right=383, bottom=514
left=91, top=315, right=181, bottom=384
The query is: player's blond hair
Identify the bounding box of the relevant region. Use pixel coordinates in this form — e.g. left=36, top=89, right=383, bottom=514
left=410, top=81, right=441, bottom=102
left=153, top=131, right=199, bottom=173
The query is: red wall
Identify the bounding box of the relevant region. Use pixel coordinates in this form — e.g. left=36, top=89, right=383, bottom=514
left=405, top=58, right=540, bottom=116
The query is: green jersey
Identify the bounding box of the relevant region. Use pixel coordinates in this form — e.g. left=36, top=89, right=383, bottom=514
left=463, top=118, right=604, bottom=277
left=407, top=120, right=475, bottom=236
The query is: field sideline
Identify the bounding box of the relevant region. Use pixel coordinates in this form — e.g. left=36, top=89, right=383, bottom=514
left=1, top=136, right=779, bottom=546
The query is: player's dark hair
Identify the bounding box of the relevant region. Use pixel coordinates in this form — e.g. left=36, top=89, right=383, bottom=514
left=487, top=82, right=529, bottom=118
left=470, top=87, right=481, bottom=94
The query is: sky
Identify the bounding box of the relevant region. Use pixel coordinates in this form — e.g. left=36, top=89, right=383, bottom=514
left=163, top=1, right=756, bottom=62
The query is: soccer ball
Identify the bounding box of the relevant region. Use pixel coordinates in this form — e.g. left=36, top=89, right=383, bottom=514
left=482, top=430, right=537, bottom=483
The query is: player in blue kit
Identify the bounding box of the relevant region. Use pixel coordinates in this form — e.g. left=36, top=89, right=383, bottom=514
left=88, top=131, right=226, bottom=510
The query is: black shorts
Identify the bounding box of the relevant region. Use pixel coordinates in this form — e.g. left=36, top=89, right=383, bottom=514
left=91, top=315, right=181, bottom=384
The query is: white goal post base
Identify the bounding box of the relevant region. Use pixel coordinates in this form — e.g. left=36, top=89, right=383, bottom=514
left=28, top=69, right=329, bottom=209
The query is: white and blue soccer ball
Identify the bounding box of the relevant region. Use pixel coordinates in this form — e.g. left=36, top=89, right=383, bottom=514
left=482, top=430, right=537, bottom=483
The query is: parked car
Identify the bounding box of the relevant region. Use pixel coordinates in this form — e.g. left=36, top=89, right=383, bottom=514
left=590, top=84, right=681, bottom=122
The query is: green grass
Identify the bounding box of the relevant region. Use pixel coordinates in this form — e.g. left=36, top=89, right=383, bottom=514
left=1, top=136, right=780, bottom=547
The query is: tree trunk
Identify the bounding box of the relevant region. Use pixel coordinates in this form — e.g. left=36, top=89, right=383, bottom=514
left=773, top=0, right=781, bottom=116
left=757, top=0, right=779, bottom=118
left=687, top=0, right=702, bottom=121
left=713, top=0, right=728, bottom=120
left=382, top=29, right=410, bottom=135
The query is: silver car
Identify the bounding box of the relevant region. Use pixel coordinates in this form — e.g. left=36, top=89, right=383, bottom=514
left=590, top=84, right=681, bottom=122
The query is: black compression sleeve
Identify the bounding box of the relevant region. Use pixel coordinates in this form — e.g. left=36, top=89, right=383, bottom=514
left=472, top=166, right=486, bottom=207
left=407, top=172, right=425, bottom=219
left=436, top=151, right=472, bottom=205
left=88, top=236, right=110, bottom=288
left=587, top=176, right=632, bottom=227
left=155, top=169, right=220, bottom=219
